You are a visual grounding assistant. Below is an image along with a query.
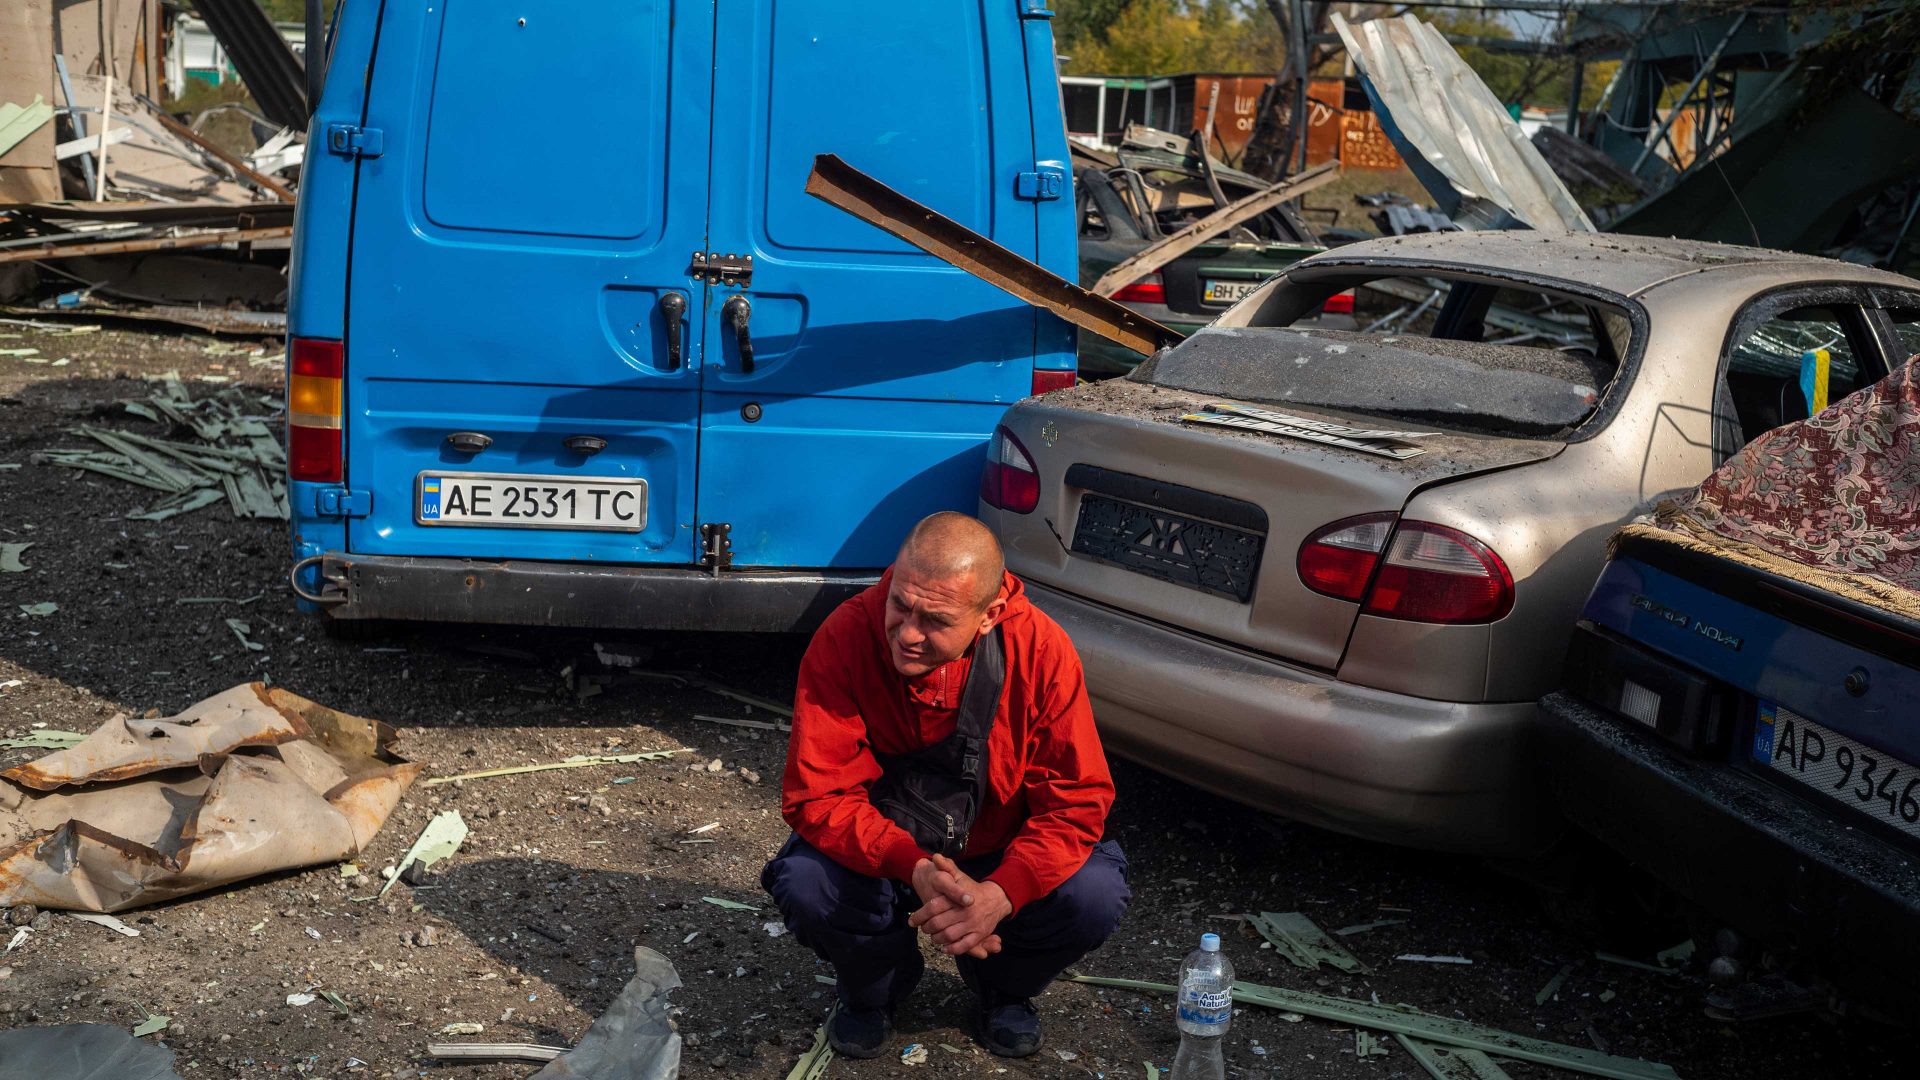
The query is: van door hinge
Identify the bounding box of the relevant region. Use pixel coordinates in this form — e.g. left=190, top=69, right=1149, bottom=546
left=689, top=251, right=753, bottom=288
left=1018, top=0, right=1056, bottom=17
left=324, top=123, right=385, bottom=159
left=315, top=487, right=371, bottom=517
left=1015, top=163, right=1066, bottom=200
left=699, top=522, right=733, bottom=576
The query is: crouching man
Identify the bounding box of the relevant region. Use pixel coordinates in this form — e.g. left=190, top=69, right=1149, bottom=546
left=761, top=512, right=1129, bottom=1059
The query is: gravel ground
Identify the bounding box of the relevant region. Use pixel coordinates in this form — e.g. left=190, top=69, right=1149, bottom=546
left=0, top=324, right=1912, bottom=1078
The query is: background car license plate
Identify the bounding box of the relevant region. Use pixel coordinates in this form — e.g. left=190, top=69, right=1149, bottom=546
left=417, top=472, right=647, bottom=532
left=1202, top=279, right=1261, bottom=304
left=1752, top=701, right=1920, bottom=843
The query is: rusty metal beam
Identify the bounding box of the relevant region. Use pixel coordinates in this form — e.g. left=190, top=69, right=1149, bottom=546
left=142, top=104, right=297, bottom=202
left=0, top=226, right=293, bottom=265
left=804, top=154, right=1181, bottom=357
left=1092, top=161, right=1341, bottom=297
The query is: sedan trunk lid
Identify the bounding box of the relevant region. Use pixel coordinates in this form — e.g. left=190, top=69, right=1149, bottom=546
left=994, top=377, right=1562, bottom=670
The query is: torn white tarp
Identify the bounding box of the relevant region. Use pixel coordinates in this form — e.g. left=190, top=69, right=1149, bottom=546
left=1332, top=13, right=1594, bottom=233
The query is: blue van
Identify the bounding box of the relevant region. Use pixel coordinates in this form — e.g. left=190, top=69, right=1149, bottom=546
left=287, top=0, right=1076, bottom=632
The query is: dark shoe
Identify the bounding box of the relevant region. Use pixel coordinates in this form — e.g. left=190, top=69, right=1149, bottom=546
left=827, top=1005, right=891, bottom=1059
left=976, top=998, right=1043, bottom=1058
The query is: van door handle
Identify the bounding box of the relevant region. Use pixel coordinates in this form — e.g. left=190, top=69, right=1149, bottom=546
left=658, top=292, right=686, bottom=371
left=722, top=295, right=754, bottom=374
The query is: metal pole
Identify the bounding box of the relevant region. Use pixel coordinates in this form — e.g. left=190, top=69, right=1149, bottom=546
left=1631, top=11, right=1747, bottom=175
left=1565, top=60, right=1584, bottom=135
left=53, top=53, right=97, bottom=195
left=1290, top=0, right=1310, bottom=173
left=305, top=0, right=324, bottom=116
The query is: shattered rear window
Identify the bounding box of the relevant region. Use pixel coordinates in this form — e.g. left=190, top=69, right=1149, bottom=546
left=1135, top=275, right=1632, bottom=438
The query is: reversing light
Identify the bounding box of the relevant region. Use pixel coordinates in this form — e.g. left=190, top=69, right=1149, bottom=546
left=979, top=425, right=1040, bottom=514
left=1363, top=522, right=1515, bottom=624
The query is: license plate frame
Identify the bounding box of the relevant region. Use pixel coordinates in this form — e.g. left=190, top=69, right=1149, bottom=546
left=415, top=471, right=648, bottom=532
left=1202, top=278, right=1262, bottom=306
left=1070, top=493, right=1264, bottom=602
left=1752, top=700, right=1920, bottom=845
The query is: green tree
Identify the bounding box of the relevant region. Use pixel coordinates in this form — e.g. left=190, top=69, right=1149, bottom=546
left=1056, top=0, right=1281, bottom=74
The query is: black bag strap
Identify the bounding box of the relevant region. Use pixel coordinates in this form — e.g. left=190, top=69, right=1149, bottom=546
left=953, top=626, right=1005, bottom=785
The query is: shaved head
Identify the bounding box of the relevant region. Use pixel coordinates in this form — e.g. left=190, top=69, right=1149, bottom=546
left=897, top=512, right=1005, bottom=611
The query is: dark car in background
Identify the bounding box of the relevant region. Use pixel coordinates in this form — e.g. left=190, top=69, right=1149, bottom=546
left=1071, top=133, right=1328, bottom=375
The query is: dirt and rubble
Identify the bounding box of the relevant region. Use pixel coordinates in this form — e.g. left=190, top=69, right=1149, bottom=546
left=1, top=328, right=1914, bottom=1078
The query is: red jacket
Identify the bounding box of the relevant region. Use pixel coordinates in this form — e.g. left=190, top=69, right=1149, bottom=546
left=780, top=568, right=1114, bottom=914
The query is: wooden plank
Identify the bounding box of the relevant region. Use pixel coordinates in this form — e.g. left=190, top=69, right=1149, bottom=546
left=0, top=225, right=292, bottom=264
left=1091, top=161, right=1341, bottom=297
left=804, top=153, right=1181, bottom=358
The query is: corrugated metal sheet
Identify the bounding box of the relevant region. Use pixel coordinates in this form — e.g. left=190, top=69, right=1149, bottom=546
left=193, top=0, right=307, bottom=130
left=1332, top=13, right=1594, bottom=233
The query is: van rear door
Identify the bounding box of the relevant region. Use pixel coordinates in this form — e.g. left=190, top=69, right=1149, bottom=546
left=343, top=0, right=713, bottom=564
left=698, top=0, right=1056, bottom=568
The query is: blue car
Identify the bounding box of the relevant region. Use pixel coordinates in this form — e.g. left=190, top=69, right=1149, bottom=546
left=1540, top=367, right=1920, bottom=1026
left=286, top=0, right=1076, bottom=632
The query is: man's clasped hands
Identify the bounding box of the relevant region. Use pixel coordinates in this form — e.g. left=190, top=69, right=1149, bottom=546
left=908, top=854, right=1011, bottom=959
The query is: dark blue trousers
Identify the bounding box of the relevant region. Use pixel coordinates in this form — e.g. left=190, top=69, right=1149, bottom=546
left=761, top=834, right=1130, bottom=1012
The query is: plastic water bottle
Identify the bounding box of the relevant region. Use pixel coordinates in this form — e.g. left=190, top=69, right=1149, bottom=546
left=1171, top=932, right=1233, bottom=1080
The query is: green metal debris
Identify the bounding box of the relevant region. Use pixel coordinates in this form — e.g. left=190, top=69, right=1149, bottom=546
left=1397, top=1034, right=1514, bottom=1079
left=1249, top=911, right=1371, bottom=974
left=226, top=618, right=265, bottom=652
left=18, top=602, right=56, bottom=617
left=1062, top=975, right=1679, bottom=1080
left=37, top=380, right=289, bottom=522
left=0, top=542, right=31, bottom=572
left=0, top=729, right=85, bottom=749
left=1536, top=963, right=1573, bottom=1006
left=1356, top=1030, right=1390, bottom=1057
left=786, top=1004, right=836, bottom=1080
left=421, top=748, right=692, bottom=786
left=1335, top=918, right=1407, bottom=936
left=701, top=896, right=761, bottom=912
left=381, top=810, right=468, bottom=898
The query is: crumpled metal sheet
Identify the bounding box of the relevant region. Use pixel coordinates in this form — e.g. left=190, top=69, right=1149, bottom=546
left=1332, top=13, right=1595, bottom=233
left=0, top=1023, right=184, bottom=1080
left=0, top=684, right=419, bottom=913
left=530, top=946, right=682, bottom=1080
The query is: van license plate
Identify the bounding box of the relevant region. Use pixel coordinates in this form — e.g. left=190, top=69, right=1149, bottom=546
left=1752, top=701, right=1920, bottom=844
left=416, top=472, right=647, bottom=532
left=1202, top=279, right=1261, bottom=305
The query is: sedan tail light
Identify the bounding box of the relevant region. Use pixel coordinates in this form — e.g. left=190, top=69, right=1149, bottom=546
left=1110, top=275, right=1166, bottom=304
left=1323, top=289, right=1356, bottom=315
left=1298, top=513, right=1396, bottom=601
left=288, top=337, right=344, bottom=483
left=1031, top=368, right=1076, bottom=396
left=979, top=425, right=1040, bottom=514
left=1298, top=514, right=1514, bottom=624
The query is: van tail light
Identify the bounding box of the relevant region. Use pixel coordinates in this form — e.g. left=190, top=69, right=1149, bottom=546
left=288, top=337, right=344, bottom=483
left=1110, top=275, right=1165, bottom=304
left=1298, top=514, right=1514, bottom=624
left=1323, top=290, right=1355, bottom=314
left=980, top=425, right=1040, bottom=514
left=1031, top=368, right=1076, bottom=396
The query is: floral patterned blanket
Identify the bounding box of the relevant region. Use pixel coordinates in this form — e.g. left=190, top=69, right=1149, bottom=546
left=1653, top=354, right=1920, bottom=598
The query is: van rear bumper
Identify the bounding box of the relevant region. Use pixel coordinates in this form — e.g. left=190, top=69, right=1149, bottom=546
left=314, top=554, right=875, bottom=633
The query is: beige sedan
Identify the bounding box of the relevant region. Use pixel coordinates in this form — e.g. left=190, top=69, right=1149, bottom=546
left=980, top=231, right=1920, bottom=854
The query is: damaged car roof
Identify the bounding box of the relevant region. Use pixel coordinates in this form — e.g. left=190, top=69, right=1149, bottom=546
left=1286, top=231, right=1920, bottom=299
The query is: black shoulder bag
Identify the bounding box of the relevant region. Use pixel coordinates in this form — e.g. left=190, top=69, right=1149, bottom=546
left=868, top=627, right=1006, bottom=858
